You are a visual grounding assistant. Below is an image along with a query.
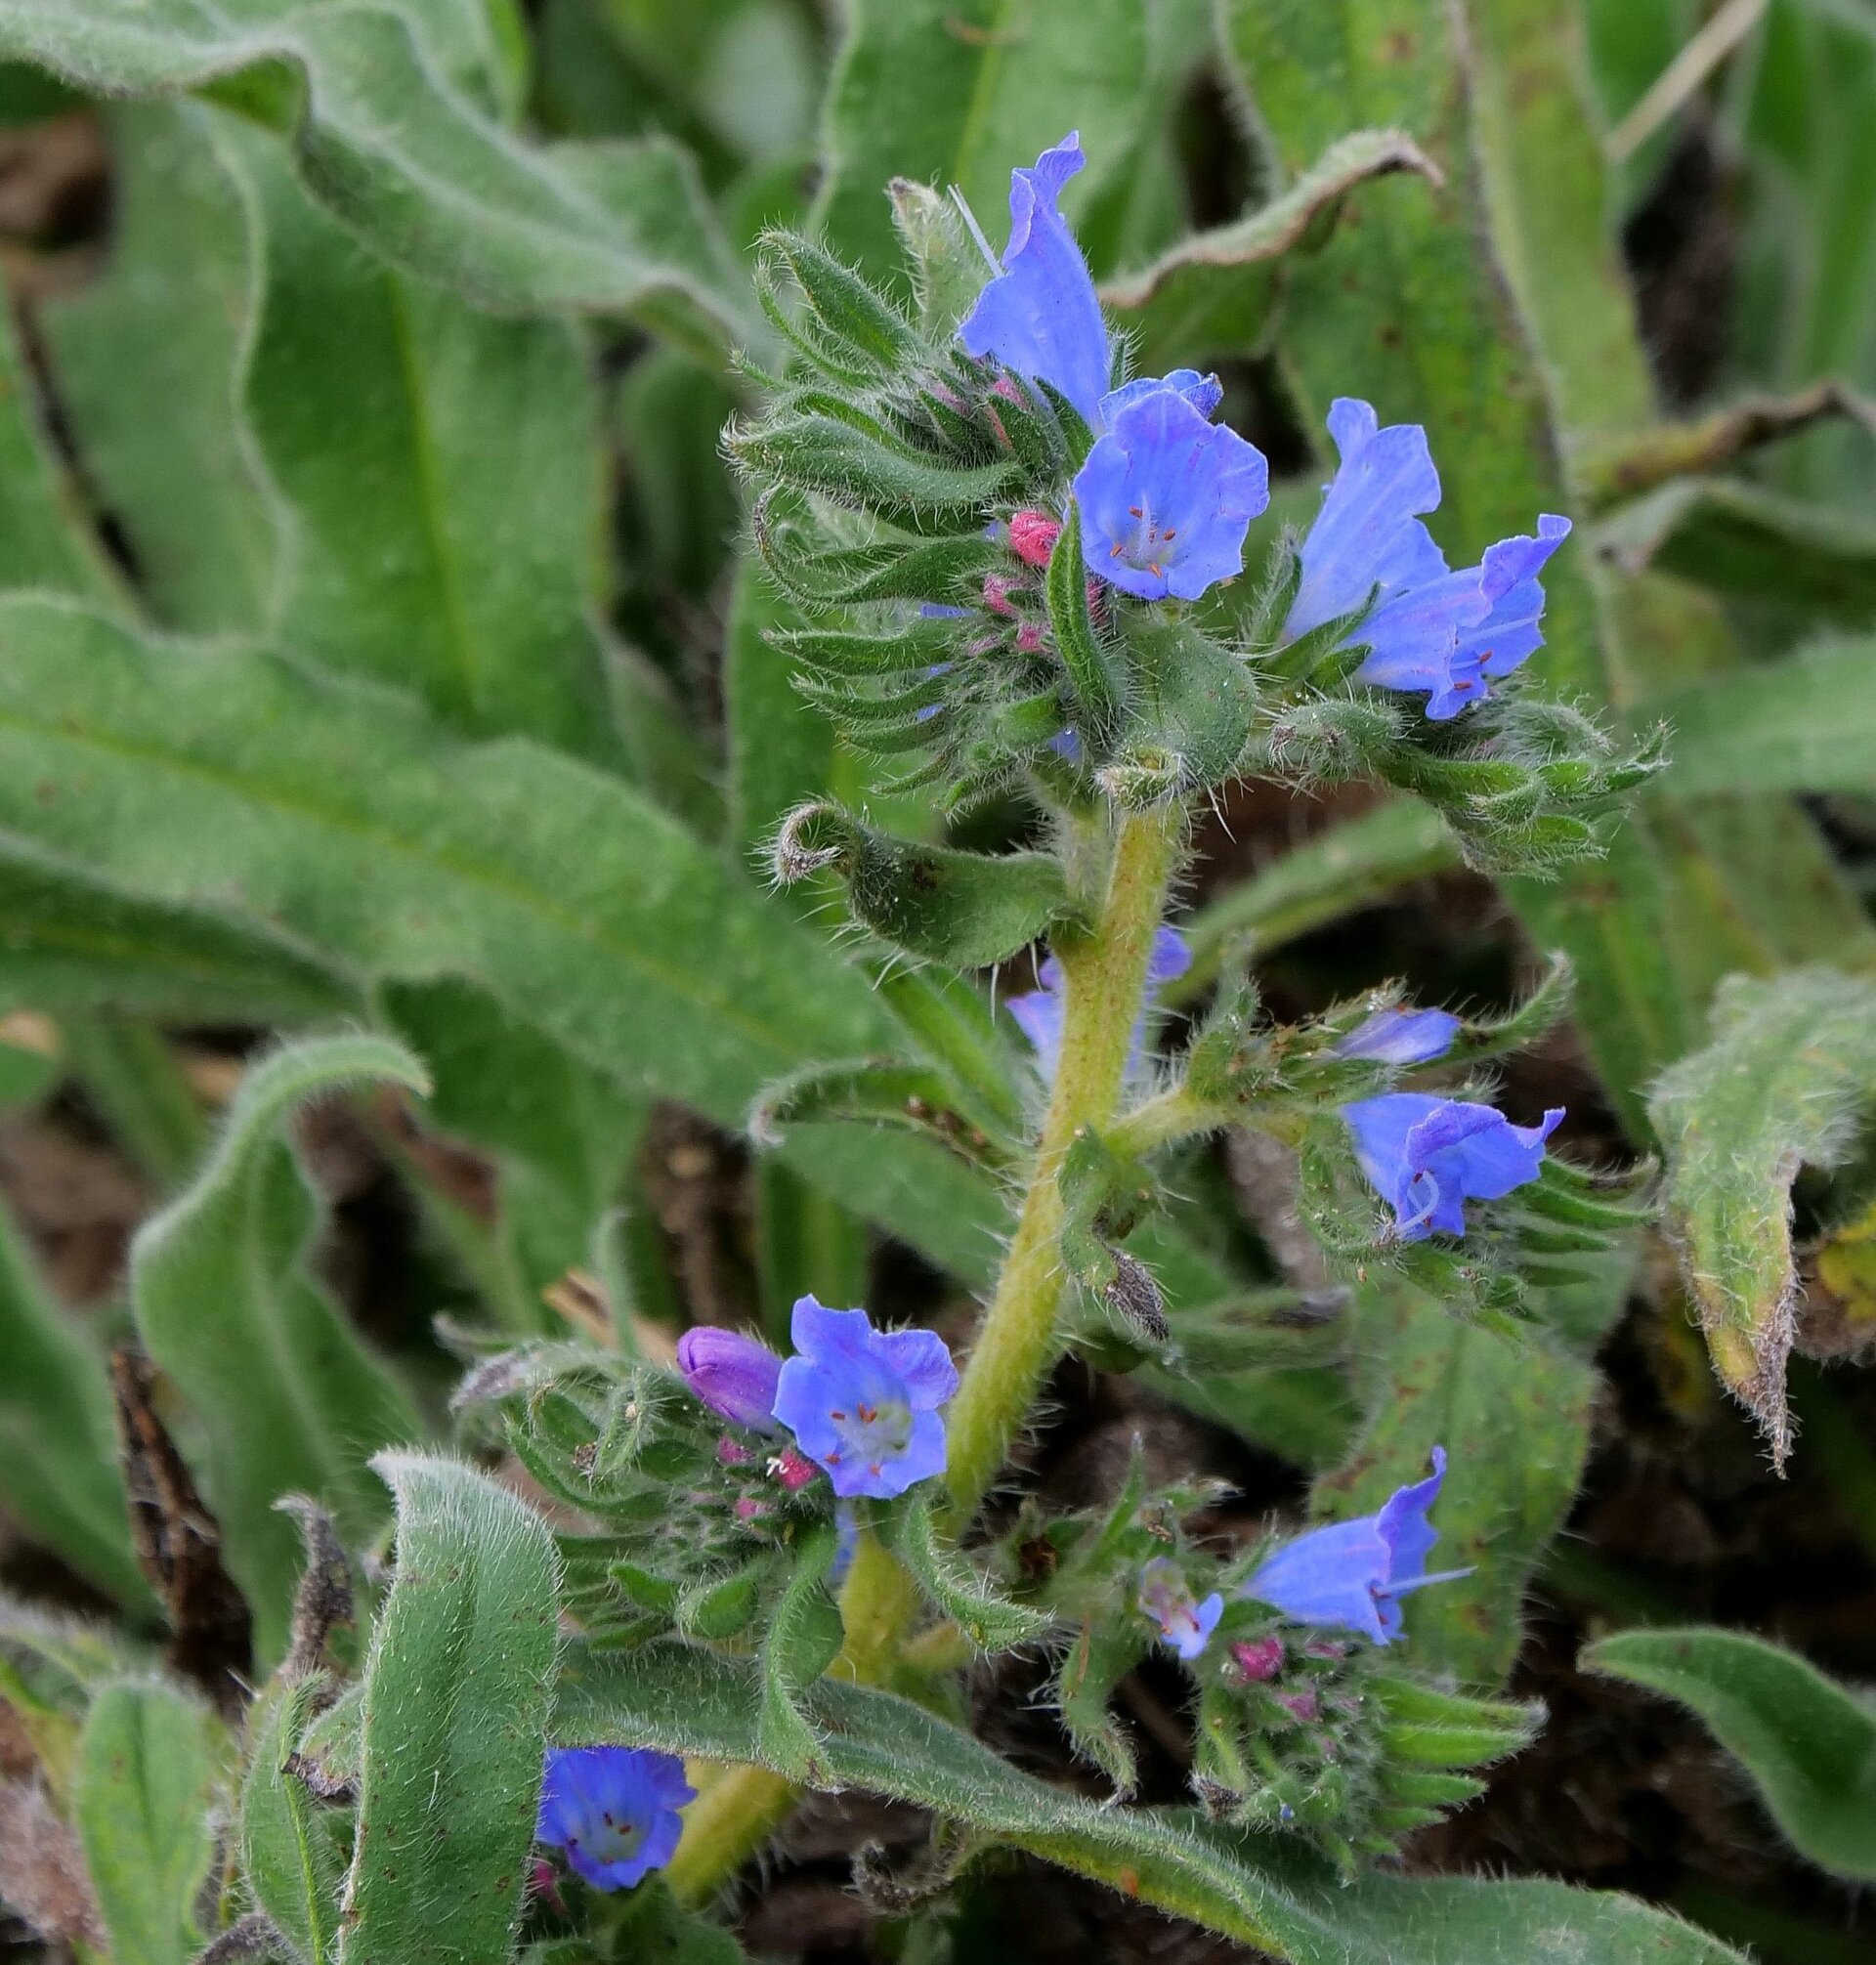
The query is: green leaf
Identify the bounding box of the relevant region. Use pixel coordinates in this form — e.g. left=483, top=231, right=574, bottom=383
left=130, top=1032, right=430, bottom=1660
left=887, top=1492, right=1050, bottom=1652
left=725, top=559, right=834, bottom=857
left=1045, top=504, right=1120, bottom=748
left=1649, top=967, right=1876, bottom=1467
left=1314, top=1285, right=1597, bottom=1688
left=0, top=1200, right=144, bottom=1605
left=40, top=101, right=279, bottom=635
left=1600, top=477, right=1876, bottom=626
left=812, top=0, right=1150, bottom=275
left=1648, top=637, right=1876, bottom=798
left=1582, top=1626, right=1876, bottom=1882
left=1100, top=129, right=1440, bottom=371
left=72, top=1679, right=223, bottom=1965
left=239, top=1678, right=347, bottom=1965
left=1171, top=800, right=1460, bottom=1003
left=0, top=3, right=760, bottom=356
left=346, top=1453, right=559, bottom=1965
left=0, top=841, right=357, bottom=1025
left=0, top=595, right=1002, bottom=1279
left=559, top=1640, right=1746, bottom=1962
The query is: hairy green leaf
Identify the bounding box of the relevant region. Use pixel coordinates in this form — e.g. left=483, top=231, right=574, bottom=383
left=240, top=1678, right=347, bottom=1965
left=0, top=1202, right=143, bottom=1605
left=1583, top=1626, right=1876, bottom=1882
left=345, top=1454, right=559, bottom=1965
left=559, top=1641, right=1745, bottom=1962
left=72, top=1679, right=223, bottom=1965
left=1650, top=967, right=1876, bottom=1466
left=0, top=2, right=758, bottom=355
left=130, top=1032, right=429, bottom=1660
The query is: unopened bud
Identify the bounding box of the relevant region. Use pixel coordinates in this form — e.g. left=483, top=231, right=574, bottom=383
left=1230, top=1635, right=1285, bottom=1683
left=1008, top=508, right=1062, bottom=568
left=770, top=1445, right=821, bottom=1492
left=676, top=1327, right=783, bottom=1431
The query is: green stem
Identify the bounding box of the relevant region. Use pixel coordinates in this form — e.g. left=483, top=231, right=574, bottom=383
left=667, top=801, right=1183, bottom=1903
left=940, top=801, right=1184, bottom=1527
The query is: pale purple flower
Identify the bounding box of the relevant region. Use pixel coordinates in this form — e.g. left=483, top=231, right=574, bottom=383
left=1283, top=398, right=1570, bottom=719
left=1073, top=381, right=1270, bottom=602
left=1343, top=1091, right=1562, bottom=1240
left=1333, top=1006, right=1460, bottom=1065
left=1138, top=1556, right=1224, bottom=1661
left=1243, top=1447, right=1464, bottom=1645
left=959, top=134, right=1111, bottom=428
left=536, top=1745, right=694, bottom=1891
left=771, top=1297, right=957, bottom=1500
left=676, top=1326, right=784, bottom=1431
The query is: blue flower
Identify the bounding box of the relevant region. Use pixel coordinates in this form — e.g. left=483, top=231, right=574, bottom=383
left=537, top=1745, right=695, bottom=1891
left=1073, top=381, right=1270, bottom=601
left=1243, top=1447, right=1465, bottom=1645
left=1342, top=1091, right=1562, bottom=1240
left=771, top=1296, right=958, bottom=1500
left=1283, top=398, right=1570, bottom=719
left=959, top=134, right=1111, bottom=429
left=1138, top=1556, right=1224, bottom=1661
left=1332, top=1006, right=1460, bottom=1064
left=1008, top=923, right=1192, bottom=1082
left=676, top=1325, right=784, bottom=1431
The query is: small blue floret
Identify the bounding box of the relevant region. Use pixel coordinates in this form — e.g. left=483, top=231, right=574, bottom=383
left=771, top=1296, right=958, bottom=1500
left=1242, top=1447, right=1464, bottom=1645
left=1009, top=923, right=1191, bottom=1082
left=1333, top=1006, right=1461, bottom=1064
left=1284, top=398, right=1570, bottom=718
left=1343, top=1091, right=1562, bottom=1240
left=959, top=134, right=1111, bottom=430
left=537, top=1745, right=695, bottom=1891
left=1073, top=381, right=1269, bottom=602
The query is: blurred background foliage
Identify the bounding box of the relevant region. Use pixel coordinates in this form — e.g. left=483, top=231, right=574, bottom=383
left=0, top=0, right=1872, bottom=1960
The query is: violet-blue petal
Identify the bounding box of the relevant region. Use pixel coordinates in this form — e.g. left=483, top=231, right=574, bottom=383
left=1285, top=398, right=1447, bottom=638
left=537, top=1745, right=695, bottom=1892
left=1343, top=1091, right=1562, bottom=1240
left=1333, top=1007, right=1460, bottom=1064
left=1146, top=923, right=1194, bottom=989
left=1074, top=383, right=1269, bottom=601
left=1006, top=981, right=1065, bottom=1079
left=1243, top=1447, right=1454, bottom=1646
left=959, top=133, right=1111, bottom=429
left=1100, top=368, right=1222, bottom=422
left=675, top=1326, right=784, bottom=1431
left=771, top=1296, right=956, bottom=1500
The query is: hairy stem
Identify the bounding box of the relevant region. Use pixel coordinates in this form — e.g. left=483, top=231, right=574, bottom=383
left=667, top=801, right=1182, bottom=1904
left=940, top=800, right=1183, bottom=1526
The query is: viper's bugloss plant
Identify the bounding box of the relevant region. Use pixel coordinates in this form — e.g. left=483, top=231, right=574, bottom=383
left=5, top=7, right=1862, bottom=1958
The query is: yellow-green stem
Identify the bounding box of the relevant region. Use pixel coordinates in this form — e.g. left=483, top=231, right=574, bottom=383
left=667, top=802, right=1182, bottom=1904
left=940, top=801, right=1184, bottom=1527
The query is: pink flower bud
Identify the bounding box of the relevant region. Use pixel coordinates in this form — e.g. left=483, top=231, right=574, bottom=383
left=1230, top=1636, right=1285, bottom=1683
left=1008, top=509, right=1062, bottom=569
left=1015, top=621, right=1046, bottom=655
left=982, top=573, right=1020, bottom=618
left=770, top=1445, right=821, bottom=1492
left=716, top=1437, right=757, bottom=1467
left=1276, top=1687, right=1320, bottom=1724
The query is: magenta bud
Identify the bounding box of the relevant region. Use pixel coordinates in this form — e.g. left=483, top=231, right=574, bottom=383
left=734, top=1496, right=768, bottom=1522
left=676, top=1326, right=783, bottom=1431
left=770, top=1445, right=820, bottom=1492
left=1275, top=1687, right=1320, bottom=1724
left=1014, top=620, right=1045, bottom=654
left=716, top=1436, right=757, bottom=1467
left=982, top=572, right=1021, bottom=618
left=1230, top=1636, right=1285, bottom=1683
left=1008, top=508, right=1063, bottom=568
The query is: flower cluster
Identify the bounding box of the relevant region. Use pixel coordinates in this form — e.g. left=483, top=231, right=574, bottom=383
left=678, top=1297, right=958, bottom=1502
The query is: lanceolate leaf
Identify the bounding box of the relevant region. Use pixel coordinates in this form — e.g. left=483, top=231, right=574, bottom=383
left=345, top=1455, right=559, bottom=1965
left=0, top=595, right=1000, bottom=1279
left=1649, top=967, right=1876, bottom=1467
left=813, top=0, right=1150, bottom=275
left=239, top=1678, right=347, bottom=1965
left=558, top=1641, right=1745, bottom=1963
left=72, top=1679, right=224, bottom=1965
left=1583, top=1627, right=1876, bottom=1882
left=0, top=2, right=759, bottom=354
left=130, top=1033, right=430, bottom=1661
left=0, top=1201, right=144, bottom=1605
